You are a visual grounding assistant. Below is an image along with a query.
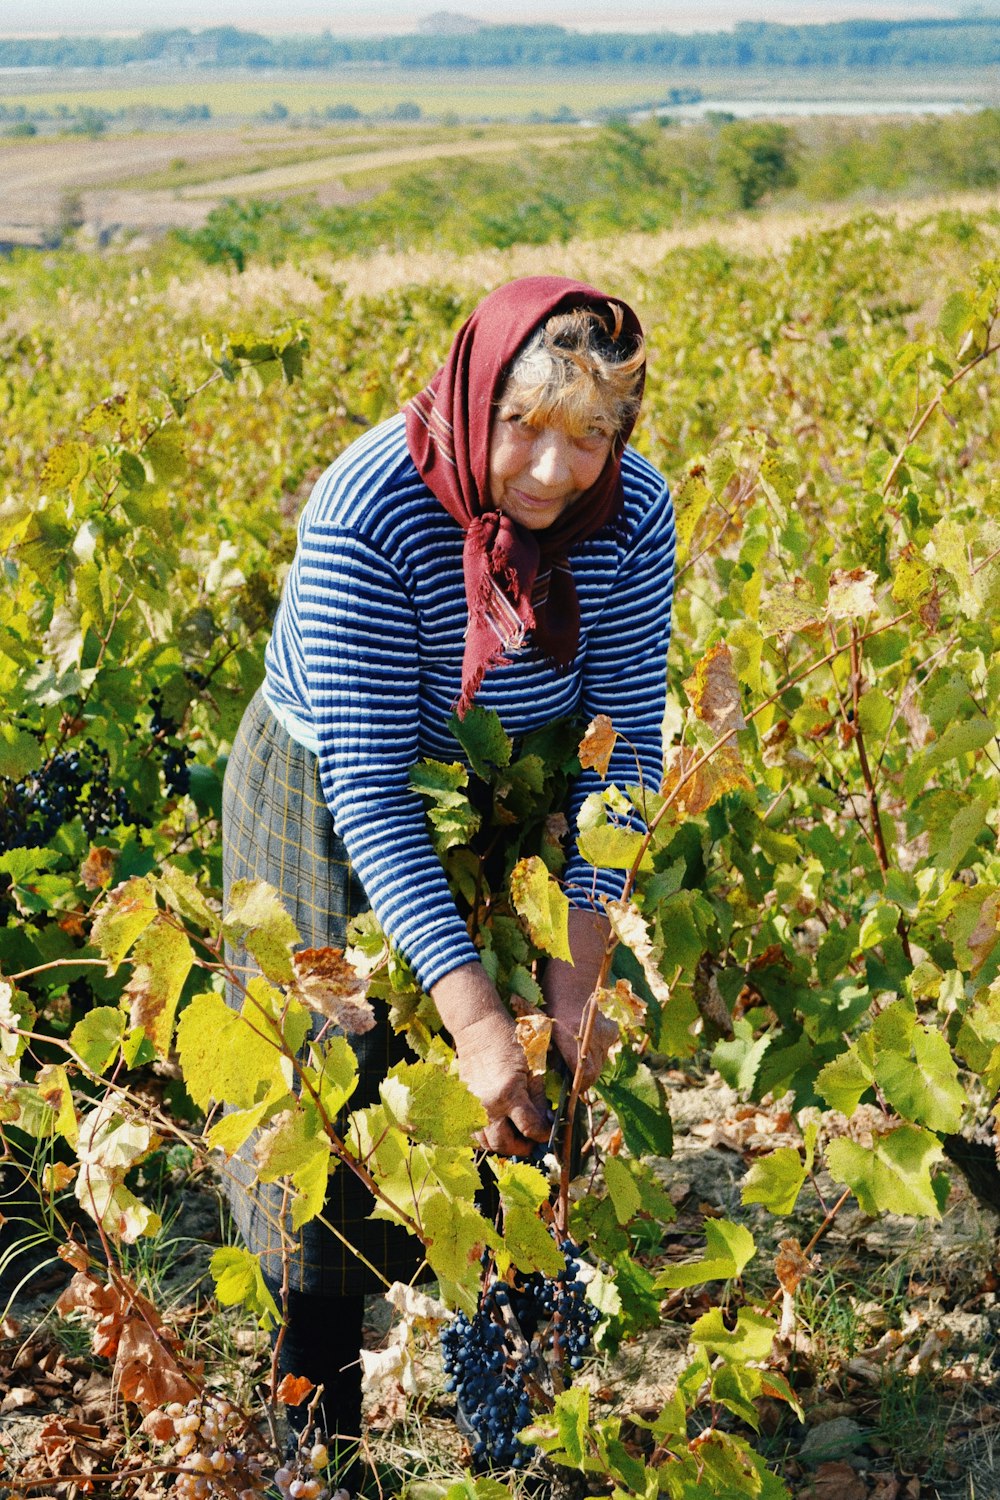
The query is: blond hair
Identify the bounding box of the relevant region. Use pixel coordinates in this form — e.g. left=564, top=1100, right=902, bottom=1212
left=497, top=304, right=645, bottom=440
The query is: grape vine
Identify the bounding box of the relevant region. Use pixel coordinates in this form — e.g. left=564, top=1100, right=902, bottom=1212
left=1, top=208, right=998, bottom=1499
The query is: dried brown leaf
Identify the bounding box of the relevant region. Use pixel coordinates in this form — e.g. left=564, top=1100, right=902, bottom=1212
left=596, top=977, right=647, bottom=1033
left=0, top=1386, right=37, bottom=1412
left=661, top=743, right=753, bottom=816
left=683, top=644, right=745, bottom=736
left=292, top=946, right=375, bottom=1033
left=775, top=1238, right=811, bottom=1297
left=115, top=1312, right=199, bottom=1412
left=41, top=1162, right=77, bottom=1194
left=515, top=1012, right=552, bottom=1076
left=80, top=846, right=119, bottom=891
left=276, top=1372, right=315, bottom=1406
left=578, top=714, right=618, bottom=778
left=807, top=1461, right=867, bottom=1500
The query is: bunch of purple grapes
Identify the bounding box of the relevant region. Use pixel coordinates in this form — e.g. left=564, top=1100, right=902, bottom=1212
left=0, top=739, right=130, bottom=849
left=440, top=1240, right=600, bottom=1470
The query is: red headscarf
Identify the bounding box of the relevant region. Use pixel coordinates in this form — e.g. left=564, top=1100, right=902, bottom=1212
left=405, top=276, right=644, bottom=716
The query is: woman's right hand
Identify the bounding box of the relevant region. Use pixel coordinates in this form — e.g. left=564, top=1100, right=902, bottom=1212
left=431, top=962, right=550, bottom=1156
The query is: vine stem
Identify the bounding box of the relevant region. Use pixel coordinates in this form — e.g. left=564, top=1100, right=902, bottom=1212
left=881, top=335, right=1000, bottom=497
left=847, top=623, right=913, bottom=963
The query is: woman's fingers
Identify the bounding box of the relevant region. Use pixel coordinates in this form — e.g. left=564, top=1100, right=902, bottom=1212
left=452, top=1008, right=550, bottom=1153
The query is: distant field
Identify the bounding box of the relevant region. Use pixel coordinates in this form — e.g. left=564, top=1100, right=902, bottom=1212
left=0, top=120, right=581, bottom=244
left=1, top=64, right=995, bottom=123
left=0, top=66, right=682, bottom=121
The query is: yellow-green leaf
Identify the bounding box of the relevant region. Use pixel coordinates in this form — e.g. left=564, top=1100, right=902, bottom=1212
left=223, top=879, right=300, bottom=985
left=90, top=877, right=158, bottom=969
left=825, top=1125, right=944, bottom=1218
left=656, top=1219, right=756, bottom=1290
left=510, top=855, right=571, bottom=961
left=123, top=917, right=193, bottom=1057
left=175, top=990, right=285, bottom=1112
left=210, top=1245, right=280, bottom=1329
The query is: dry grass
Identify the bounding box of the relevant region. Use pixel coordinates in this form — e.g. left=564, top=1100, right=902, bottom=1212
left=158, top=188, right=1000, bottom=318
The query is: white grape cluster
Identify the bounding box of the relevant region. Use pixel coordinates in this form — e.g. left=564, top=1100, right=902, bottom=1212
left=272, top=1443, right=335, bottom=1500
left=160, top=1398, right=337, bottom=1500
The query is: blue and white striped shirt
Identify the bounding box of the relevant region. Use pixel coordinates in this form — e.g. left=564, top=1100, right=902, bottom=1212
left=263, top=413, right=675, bottom=992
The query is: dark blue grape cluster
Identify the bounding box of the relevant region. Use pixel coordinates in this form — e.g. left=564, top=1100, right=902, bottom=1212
left=0, top=739, right=131, bottom=849
left=441, top=1288, right=533, bottom=1469
left=440, top=1240, right=600, bottom=1471
left=149, top=688, right=193, bottom=796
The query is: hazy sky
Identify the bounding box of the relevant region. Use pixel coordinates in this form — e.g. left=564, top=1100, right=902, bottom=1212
left=0, top=0, right=974, bottom=38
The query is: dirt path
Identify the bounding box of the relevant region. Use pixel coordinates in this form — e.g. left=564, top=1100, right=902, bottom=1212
left=179, top=132, right=566, bottom=199
left=0, top=125, right=567, bottom=243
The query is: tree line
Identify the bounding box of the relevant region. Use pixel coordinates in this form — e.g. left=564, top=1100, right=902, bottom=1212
left=1, top=17, right=998, bottom=72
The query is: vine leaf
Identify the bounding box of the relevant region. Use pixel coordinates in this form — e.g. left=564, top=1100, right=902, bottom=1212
left=123, top=917, right=194, bottom=1057
left=825, top=1125, right=945, bottom=1218
left=421, top=1195, right=500, bottom=1311
left=656, top=1218, right=756, bottom=1290
left=689, top=1305, right=776, bottom=1363
left=442, top=1473, right=513, bottom=1500
left=380, top=1059, right=486, bottom=1148
left=206, top=1077, right=290, bottom=1159
left=492, top=1157, right=551, bottom=1212
left=826, top=567, right=878, bottom=619
left=75, top=1098, right=162, bottom=1243
left=660, top=743, right=753, bottom=816
left=683, top=643, right=746, bottom=736
left=210, top=1245, right=280, bottom=1329
left=873, top=1024, right=965, bottom=1135
left=292, top=946, right=375, bottom=1033
left=79, top=845, right=119, bottom=892
left=741, top=1128, right=817, bottom=1216
left=603, top=1154, right=643, bottom=1225
left=577, top=823, right=652, bottom=871
left=604, top=899, right=671, bottom=1005
left=816, top=1042, right=874, bottom=1115
left=496, top=1206, right=565, bottom=1277
left=0, top=725, right=44, bottom=780
left=578, top=714, right=618, bottom=778
left=447, top=704, right=512, bottom=779
left=597, top=1056, right=673, bottom=1158
left=175, top=990, right=284, bottom=1111
left=1, top=980, right=36, bottom=1074
left=69, top=1006, right=125, bottom=1074
left=523, top=1385, right=591, bottom=1466
left=154, top=863, right=220, bottom=932
left=410, top=759, right=480, bottom=851
left=90, top=877, right=159, bottom=970
left=222, top=878, right=300, bottom=985
left=510, top=855, right=571, bottom=960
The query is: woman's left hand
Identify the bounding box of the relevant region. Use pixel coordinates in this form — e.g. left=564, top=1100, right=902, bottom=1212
left=543, top=908, right=619, bottom=1090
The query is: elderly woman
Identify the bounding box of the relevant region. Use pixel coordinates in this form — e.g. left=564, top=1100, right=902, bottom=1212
left=221, top=276, right=675, bottom=1462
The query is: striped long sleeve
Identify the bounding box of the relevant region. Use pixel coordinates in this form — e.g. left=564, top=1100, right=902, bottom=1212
left=263, top=414, right=674, bottom=991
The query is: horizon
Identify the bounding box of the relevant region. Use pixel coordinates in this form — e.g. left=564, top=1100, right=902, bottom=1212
left=0, top=0, right=985, bottom=40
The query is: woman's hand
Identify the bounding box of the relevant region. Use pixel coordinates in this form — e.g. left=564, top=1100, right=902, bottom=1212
left=431, top=962, right=550, bottom=1156
left=543, top=908, right=619, bottom=1090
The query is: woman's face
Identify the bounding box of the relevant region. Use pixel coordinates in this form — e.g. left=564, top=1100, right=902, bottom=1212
left=487, top=408, right=613, bottom=531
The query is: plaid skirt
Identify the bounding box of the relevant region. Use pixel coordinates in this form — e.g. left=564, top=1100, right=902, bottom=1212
left=221, top=688, right=421, bottom=1296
